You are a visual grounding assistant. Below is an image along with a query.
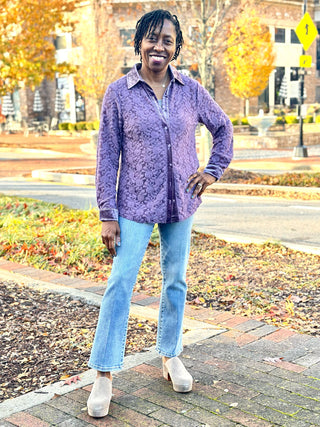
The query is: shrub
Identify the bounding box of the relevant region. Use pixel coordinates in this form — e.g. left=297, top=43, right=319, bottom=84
left=68, top=123, right=76, bottom=131
left=241, top=117, right=249, bottom=126
left=75, top=122, right=87, bottom=131
left=230, top=117, right=239, bottom=126
left=93, top=120, right=100, bottom=130
left=276, top=116, right=285, bottom=124
left=285, top=115, right=299, bottom=124
left=303, top=115, right=313, bottom=123
left=315, top=115, right=320, bottom=123
left=86, top=122, right=94, bottom=130
left=58, top=122, right=71, bottom=130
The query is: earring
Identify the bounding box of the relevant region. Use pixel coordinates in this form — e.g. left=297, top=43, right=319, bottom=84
left=140, top=53, right=142, bottom=63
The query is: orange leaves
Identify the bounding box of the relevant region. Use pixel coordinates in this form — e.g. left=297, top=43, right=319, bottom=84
left=0, top=0, right=79, bottom=94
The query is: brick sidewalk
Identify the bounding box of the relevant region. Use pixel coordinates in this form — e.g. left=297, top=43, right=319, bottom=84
left=1, top=259, right=320, bottom=426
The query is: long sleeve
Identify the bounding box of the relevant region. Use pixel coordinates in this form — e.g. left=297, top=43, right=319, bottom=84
left=96, top=86, right=122, bottom=221
left=196, top=83, right=234, bottom=180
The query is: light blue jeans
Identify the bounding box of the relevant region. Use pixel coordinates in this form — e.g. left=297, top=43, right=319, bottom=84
left=88, top=215, right=194, bottom=371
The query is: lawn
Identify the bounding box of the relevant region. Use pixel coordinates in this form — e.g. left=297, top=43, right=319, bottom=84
left=1, top=195, right=319, bottom=337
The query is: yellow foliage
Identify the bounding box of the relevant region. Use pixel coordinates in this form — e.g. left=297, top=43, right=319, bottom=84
left=0, top=0, right=78, bottom=94
left=224, top=8, right=275, bottom=100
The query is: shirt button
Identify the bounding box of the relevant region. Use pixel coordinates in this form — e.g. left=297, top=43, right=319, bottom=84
left=164, top=126, right=168, bottom=130
left=168, top=144, right=171, bottom=148
left=169, top=163, right=172, bottom=167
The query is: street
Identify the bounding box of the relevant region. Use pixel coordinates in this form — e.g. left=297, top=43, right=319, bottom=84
left=1, top=178, right=320, bottom=252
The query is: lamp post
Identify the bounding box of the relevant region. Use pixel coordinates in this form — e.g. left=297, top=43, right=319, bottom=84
left=293, top=0, right=308, bottom=158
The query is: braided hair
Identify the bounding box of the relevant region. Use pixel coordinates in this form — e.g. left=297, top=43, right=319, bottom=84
left=134, top=9, right=184, bottom=61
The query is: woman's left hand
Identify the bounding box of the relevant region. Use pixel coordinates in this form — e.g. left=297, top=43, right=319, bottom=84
left=186, top=172, right=217, bottom=199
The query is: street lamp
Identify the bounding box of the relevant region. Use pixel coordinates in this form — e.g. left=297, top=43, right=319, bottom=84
left=293, top=0, right=308, bottom=159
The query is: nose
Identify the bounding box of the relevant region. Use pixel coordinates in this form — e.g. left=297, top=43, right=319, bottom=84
left=154, top=40, right=164, bottom=50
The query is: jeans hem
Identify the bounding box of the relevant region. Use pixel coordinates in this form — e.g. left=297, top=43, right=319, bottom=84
left=88, top=362, right=123, bottom=372
left=156, top=347, right=183, bottom=358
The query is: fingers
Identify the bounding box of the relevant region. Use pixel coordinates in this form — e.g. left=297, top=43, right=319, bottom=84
left=186, top=173, right=206, bottom=198
left=101, top=221, right=120, bottom=257
left=186, top=172, right=217, bottom=198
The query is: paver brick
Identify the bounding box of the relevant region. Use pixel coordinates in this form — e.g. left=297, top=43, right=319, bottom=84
left=214, top=380, right=260, bottom=399
left=113, top=393, right=161, bottom=415
left=27, top=403, right=71, bottom=424
left=233, top=319, right=265, bottom=332
left=0, top=421, right=16, bottom=427
left=149, top=407, right=199, bottom=427
left=278, top=379, right=320, bottom=399
left=264, top=360, right=307, bottom=373
left=66, top=388, right=90, bottom=404
left=303, top=363, right=320, bottom=379
left=264, top=328, right=297, bottom=342
left=56, top=418, right=92, bottom=426
left=249, top=324, right=278, bottom=338
left=235, top=333, right=260, bottom=346
left=294, top=354, right=320, bottom=368
left=108, top=401, right=161, bottom=426
left=132, top=363, right=162, bottom=379
left=252, top=393, right=303, bottom=415
left=220, top=315, right=249, bottom=328
left=5, top=412, right=50, bottom=427
left=295, top=409, right=320, bottom=424
left=224, top=408, right=274, bottom=426
left=133, top=387, right=195, bottom=413
left=185, top=407, right=237, bottom=426
left=78, top=412, right=128, bottom=426
left=47, top=395, right=84, bottom=416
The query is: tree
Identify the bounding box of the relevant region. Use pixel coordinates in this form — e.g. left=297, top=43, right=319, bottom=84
left=173, top=0, right=254, bottom=96
left=223, top=8, right=275, bottom=116
left=73, top=1, right=124, bottom=119
left=0, top=0, right=78, bottom=95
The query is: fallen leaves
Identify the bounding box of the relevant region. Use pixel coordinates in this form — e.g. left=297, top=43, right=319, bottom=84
left=0, top=280, right=157, bottom=403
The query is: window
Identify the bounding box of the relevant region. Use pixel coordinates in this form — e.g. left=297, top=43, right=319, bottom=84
left=54, top=36, right=67, bottom=50
left=120, top=29, right=135, bottom=47
left=316, top=86, right=320, bottom=102
left=275, top=28, right=285, bottom=43
left=290, top=67, right=299, bottom=81
left=290, top=30, right=300, bottom=44
left=275, top=67, right=285, bottom=104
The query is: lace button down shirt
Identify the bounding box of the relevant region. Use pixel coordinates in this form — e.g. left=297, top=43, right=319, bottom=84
left=96, top=64, right=233, bottom=224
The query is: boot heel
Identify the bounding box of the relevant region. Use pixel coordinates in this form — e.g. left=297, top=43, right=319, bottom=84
left=162, top=363, right=170, bottom=381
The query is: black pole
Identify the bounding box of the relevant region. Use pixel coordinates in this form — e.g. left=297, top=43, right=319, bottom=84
left=293, top=0, right=308, bottom=158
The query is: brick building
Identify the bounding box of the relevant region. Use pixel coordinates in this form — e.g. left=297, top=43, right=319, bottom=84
left=10, top=0, right=320, bottom=123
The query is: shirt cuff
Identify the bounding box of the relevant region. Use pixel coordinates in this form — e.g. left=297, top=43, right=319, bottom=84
left=99, top=209, right=119, bottom=222
left=203, top=165, right=223, bottom=181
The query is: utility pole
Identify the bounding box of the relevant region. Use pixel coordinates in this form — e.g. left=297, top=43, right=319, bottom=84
left=293, top=0, right=308, bottom=159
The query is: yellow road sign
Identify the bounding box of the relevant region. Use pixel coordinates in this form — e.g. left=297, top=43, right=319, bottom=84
left=295, top=12, right=318, bottom=51
left=299, top=55, right=312, bottom=67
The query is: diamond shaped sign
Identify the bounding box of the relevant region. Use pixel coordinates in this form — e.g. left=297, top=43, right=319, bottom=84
left=295, top=12, right=318, bottom=51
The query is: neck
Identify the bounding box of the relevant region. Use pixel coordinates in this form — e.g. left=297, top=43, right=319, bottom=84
left=139, top=66, right=169, bottom=86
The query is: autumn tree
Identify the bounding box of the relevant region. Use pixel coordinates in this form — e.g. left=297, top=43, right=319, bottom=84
left=171, top=0, right=256, bottom=96
left=0, top=0, right=78, bottom=95
left=73, top=0, right=124, bottom=119
left=223, top=8, right=275, bottom=116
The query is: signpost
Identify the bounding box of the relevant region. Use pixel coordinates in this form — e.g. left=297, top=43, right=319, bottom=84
left=293, top=3, right=318, bottom=158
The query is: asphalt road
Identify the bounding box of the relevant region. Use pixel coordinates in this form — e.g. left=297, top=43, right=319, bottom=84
left=1, top=178, right=320, bottom=253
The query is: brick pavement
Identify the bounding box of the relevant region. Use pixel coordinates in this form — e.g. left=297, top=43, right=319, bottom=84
left=1, top=259, right=320, bottom=426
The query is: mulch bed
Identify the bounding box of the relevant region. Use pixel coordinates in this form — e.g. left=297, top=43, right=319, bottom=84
left=0, top=279, right=157, bottom=403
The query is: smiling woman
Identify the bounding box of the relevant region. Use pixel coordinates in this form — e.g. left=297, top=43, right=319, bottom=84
left=87, top=8, right=233, bottom=419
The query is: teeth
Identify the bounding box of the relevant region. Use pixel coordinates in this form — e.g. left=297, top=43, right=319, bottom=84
left=152, top=56, right=164, bottom=60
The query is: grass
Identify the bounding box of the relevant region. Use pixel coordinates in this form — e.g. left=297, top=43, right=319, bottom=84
left=1, top=195, right=320, bottom=336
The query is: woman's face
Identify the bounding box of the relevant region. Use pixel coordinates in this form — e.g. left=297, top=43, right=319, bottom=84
left=140, top=19, right=177, bottom=74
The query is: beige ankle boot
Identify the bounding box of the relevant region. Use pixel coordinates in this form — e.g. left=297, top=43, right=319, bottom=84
left=87, top=376, right=112, bottom=418
left=163, top=356, right=193, bottom=393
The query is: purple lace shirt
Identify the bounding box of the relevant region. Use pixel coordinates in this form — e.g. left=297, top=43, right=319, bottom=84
left=96, top=64, right=233, bottom=224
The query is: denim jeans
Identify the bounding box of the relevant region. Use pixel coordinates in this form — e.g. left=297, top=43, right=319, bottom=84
left=88, top=215, right=194, bottom=371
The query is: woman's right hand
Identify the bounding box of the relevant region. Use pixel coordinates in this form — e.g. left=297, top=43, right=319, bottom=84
left=101, top=221, right=121, bottom=257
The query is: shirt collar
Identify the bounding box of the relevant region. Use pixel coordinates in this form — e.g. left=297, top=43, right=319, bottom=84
left=127, top=63, right=185, bottom=89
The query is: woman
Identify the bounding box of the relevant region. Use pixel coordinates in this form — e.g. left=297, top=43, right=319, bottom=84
left=87, top=9, right=233, bottom=418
